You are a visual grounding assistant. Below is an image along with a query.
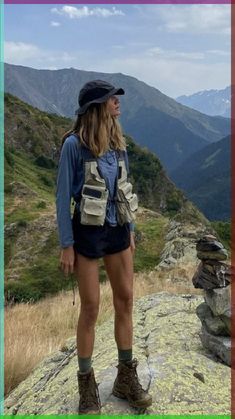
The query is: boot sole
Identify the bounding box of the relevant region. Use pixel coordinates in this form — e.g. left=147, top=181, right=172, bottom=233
left=78, top=410, right=101, bottom=415
left=112, top=389, right=152, bottom=409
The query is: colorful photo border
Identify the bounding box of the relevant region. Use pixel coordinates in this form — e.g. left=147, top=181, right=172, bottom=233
left=0, top=0, right=4, bottom=415
left=3, top=0, right=232, bottom=4
left=231, top=1, right=235, bottom=416
left=1, top=0, right=233, bottom=418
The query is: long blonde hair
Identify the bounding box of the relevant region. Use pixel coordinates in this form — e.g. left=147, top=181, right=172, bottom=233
left=62, top=102, right=126, bottom=157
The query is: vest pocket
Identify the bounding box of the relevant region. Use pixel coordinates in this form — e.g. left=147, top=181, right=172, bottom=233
left=128, top=193, right=138, bottom=212
left=80, top=184, right=108, bottom=226
left=116, top=182, right=138, bottom=225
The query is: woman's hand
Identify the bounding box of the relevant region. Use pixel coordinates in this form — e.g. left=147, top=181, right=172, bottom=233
left=60, top=246, right=75, bottom=276
left=130, top=231, right=136, bottom=256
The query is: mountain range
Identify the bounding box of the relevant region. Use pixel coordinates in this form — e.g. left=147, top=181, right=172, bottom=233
left=5, top=63, right=230, bottom=172
left=170, top=135, right=231, bottom=221
left=176, top=86, right=231, bottom=118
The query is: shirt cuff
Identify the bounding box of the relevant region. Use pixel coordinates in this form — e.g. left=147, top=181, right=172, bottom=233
left=61, top=240, right=74, bottom=249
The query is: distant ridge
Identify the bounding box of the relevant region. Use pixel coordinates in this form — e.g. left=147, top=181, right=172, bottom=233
left=176, top=86, right=231, bottom=118
left=5, top=63, right=230, bottom=172
left=170, top=135, right=231, bottom=221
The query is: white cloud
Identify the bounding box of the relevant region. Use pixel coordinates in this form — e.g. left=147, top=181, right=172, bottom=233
left=5, top=41, right=41, bottom=61
left=154, top=4, right=231, bottom=35
left=50, top=21, right=60, bottom=27
left=4, top=41, right=75, bottom=66
left=147, top=47, right=205, bottom=61
left=51, top=6, right=125, bottom=19
left=207, top=49, right=230, bottom=57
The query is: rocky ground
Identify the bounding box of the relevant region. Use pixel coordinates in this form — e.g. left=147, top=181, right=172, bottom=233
left=5, top=292, right=230, bottom=415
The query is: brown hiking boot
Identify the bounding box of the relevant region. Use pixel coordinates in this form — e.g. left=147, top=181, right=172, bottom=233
left=112, top=358, right=152, bottom=409
left=77, top=368, right=101, bottom=415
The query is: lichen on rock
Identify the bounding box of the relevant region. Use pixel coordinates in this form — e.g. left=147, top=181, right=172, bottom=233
left=5, top=293, right=230, bottom=415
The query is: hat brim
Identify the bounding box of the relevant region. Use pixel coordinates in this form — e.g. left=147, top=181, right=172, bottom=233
left=75, top=87, right=125, bottom=115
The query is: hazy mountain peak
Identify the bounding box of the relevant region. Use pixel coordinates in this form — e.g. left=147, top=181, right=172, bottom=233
left=176, top=86, right=231, bottom=117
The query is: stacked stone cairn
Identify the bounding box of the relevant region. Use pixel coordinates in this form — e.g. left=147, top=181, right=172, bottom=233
left=192, top=234, right=231, bottom=366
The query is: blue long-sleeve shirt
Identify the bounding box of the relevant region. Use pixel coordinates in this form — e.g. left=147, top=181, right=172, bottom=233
left=56, top=134, right=133, bottom=248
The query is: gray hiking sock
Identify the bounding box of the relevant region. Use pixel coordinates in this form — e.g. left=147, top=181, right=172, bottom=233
left=78, top=356, right=92, bottom=373
left=118, top=348, right=133, bottom=364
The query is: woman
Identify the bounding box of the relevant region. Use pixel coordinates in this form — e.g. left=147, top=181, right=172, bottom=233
left=56, top=80, right=152, bottom=414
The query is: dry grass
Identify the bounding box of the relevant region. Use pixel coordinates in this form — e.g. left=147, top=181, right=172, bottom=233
left=4, top=290, right=78, bottom=395
left=134, top=260, right=202, bottom=298
left=5, top=263, right=201, bottom=397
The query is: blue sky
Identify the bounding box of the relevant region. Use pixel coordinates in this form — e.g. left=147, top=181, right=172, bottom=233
left=4, top=3, right=231, bottom=98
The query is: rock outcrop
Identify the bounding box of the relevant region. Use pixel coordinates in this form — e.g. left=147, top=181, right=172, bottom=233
left=192, top=235, right=231, bottom=366
left=157, top=220, right=211, bottom=270
left=5, top=293, right=230, bottom=415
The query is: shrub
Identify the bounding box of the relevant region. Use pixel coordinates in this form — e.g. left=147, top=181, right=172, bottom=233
left=42, top=116, right=51, bottom=129
left=5, top=149, right=14, bottom=167
left=211, top=221, right=231, bottom=250
left=17, top=220, right=28, bottom=228
left=5, top=263, right=69, bottom=303
left=34, top=155, right=56, bottom=169
left=166, top=195, right=181, bottom=212
left=4, top=183, right=13, bottom=194
left=5, top=281, right=43, bottom=303
left=39, top=175, right=54, bottom=188
left=36, top=201, right=47, bottom=209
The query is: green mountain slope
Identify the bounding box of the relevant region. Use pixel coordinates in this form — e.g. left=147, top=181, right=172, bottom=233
left=170, top=135, right=231, bottom=221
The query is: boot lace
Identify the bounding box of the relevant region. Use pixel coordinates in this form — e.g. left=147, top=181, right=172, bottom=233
left=129, top=359, right=146, bottom=396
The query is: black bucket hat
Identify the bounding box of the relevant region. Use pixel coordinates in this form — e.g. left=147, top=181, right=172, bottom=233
left=75, top=79, right=125, bottom=115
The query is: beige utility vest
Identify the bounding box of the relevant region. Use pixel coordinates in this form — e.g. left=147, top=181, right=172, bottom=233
left=79, top=149, right=138, bottom=226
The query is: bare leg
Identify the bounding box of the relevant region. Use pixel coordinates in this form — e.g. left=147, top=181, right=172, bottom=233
left=106, top=249, right=152, bottom=408
left=103, top=247, right=134, bottom=349
left=74, top=253, right=100, bottom=358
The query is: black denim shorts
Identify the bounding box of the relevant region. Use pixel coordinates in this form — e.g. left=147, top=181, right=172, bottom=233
left=72, top=212, right=130, bottom=259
